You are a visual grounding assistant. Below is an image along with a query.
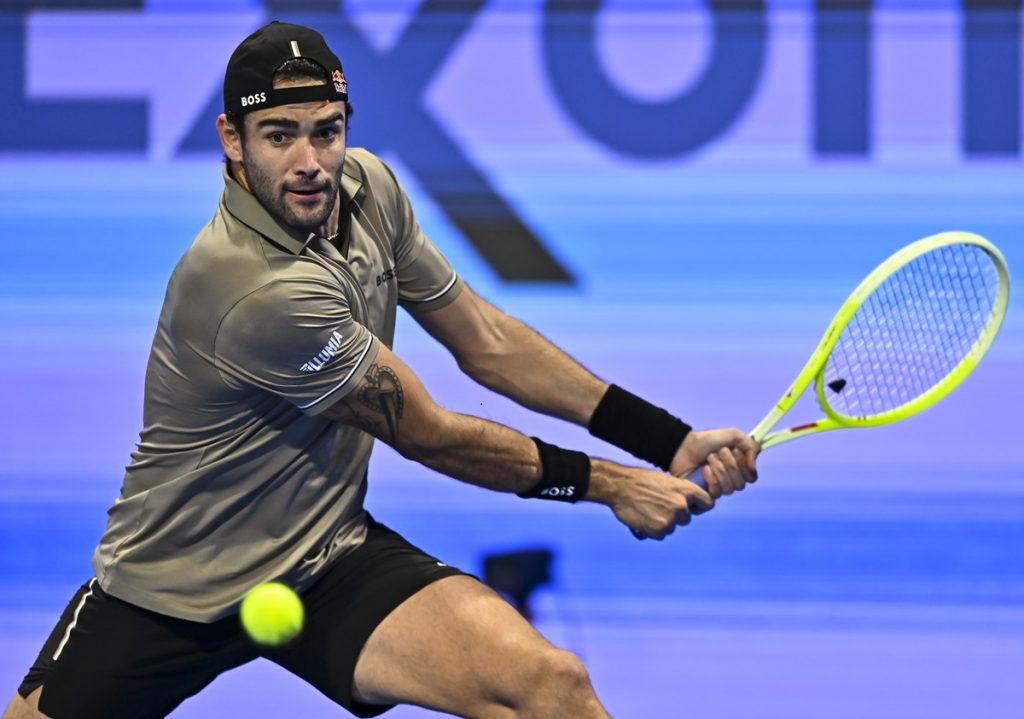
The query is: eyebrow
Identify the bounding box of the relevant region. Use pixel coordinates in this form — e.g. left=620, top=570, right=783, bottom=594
left=256, top=117, right=298, bottom=130
left=315, top=112, right=345, bottom=127
left=256, top=113, right=345, bottom=131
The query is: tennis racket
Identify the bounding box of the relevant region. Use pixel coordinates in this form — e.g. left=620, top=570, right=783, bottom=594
left=641, top=231, right=1010, bottom=535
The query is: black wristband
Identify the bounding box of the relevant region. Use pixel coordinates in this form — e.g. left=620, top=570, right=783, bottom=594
left=517, top=437, right=590, bottom=503
left=587, top=384, right=692, bottom=471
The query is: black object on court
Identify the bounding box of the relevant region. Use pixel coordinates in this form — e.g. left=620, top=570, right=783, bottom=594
left=483, top=548, right=554, bottom=621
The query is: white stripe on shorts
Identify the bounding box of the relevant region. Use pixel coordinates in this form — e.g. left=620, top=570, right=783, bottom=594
left=52, top=578, right=97, bottom=661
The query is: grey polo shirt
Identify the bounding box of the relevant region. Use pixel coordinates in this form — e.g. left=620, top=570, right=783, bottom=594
left=93, top=148, right=464, bottom=622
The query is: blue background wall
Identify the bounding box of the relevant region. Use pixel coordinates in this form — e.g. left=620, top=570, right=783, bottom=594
left=1, top=1, right=1022, bottom=717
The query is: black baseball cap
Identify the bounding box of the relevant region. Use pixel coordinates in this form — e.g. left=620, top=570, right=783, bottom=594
left=223, top=21, right=348, bottom=116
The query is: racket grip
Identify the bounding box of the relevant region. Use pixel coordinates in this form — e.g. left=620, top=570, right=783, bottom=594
left=630, top=468, right=710, bottom=540
left=685, top=467, right=712, bottom=516
left=687, top=467, right=710, bottom=492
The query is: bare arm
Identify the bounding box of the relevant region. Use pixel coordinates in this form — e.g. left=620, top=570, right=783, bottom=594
left=412, top=285, right=607, bottom=426
left=414, top=285, right=760, bottom=497
left=322, top=345, right=540, bottom=494
left=321, top=343, right=714, bottom=538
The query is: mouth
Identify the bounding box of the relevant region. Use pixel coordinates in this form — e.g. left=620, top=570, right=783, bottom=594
left=287, top=186, right=328, bottom=203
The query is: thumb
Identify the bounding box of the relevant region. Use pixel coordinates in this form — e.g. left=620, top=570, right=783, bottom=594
left=738, top=433, right=761, bottom=457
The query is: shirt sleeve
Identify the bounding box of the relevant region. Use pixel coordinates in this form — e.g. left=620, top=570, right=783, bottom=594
left=377, top=159, right=465, bottom=313
left=214, top=278, right=380, bottom=415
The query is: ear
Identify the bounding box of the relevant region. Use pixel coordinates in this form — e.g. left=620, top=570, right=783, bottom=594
left=217, top=114, right=243, bottom=163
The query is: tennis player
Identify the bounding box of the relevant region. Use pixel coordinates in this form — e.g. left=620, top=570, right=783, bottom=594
left=4, top=22, right=758, bottom=719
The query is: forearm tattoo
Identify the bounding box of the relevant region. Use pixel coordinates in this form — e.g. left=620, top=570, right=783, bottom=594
left=354, top=363, right=404, bottom=442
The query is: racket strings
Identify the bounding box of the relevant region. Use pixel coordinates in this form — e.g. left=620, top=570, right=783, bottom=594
left=824, top=244, right=999, bottom=419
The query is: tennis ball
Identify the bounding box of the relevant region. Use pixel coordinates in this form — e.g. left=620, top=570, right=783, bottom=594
left=239, top=582, right=304, bottom=646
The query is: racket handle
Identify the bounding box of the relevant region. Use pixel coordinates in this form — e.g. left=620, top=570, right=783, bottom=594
left=687, top=467, right=710, bottom=492
left=630, top=467, right=710, bottom=540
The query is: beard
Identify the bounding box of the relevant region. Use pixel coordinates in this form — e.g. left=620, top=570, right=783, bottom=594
left=242, top=153, right=343, bottom=233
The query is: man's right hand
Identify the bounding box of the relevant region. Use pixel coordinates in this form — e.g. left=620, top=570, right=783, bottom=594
left=586, top=460, right=715, bottom=540
left=669, top=429, right=760, bottom=499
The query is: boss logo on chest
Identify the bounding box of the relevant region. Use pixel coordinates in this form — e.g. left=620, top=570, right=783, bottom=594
left=375, top=268, right=395, bottom=287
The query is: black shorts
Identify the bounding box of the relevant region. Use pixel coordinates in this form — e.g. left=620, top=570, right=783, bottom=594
left=17, top=516, right=466, bottom=719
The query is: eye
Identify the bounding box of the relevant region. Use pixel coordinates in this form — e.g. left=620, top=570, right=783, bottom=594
left=317, top=127, right=340, bottom=140
left=267, top=132, right=289, bottom=145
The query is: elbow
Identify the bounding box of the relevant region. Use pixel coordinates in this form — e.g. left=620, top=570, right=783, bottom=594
left=455, top=352, right=489, bottom=381
left=455, top=325, right=513, bottom=382
left=455, top=354, right=507, bottom=391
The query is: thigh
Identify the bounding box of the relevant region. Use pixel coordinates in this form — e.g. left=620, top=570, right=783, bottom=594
left=17, top=580, right=256, bottom=719
left=2, top=687, right=43, bottom=719
left=268, top=518, right=465, bottom=717
left=352, top=575, right=563, bottom=716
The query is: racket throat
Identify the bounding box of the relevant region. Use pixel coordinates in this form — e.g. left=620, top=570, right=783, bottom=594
left=789, top=422, right=820, bottom=432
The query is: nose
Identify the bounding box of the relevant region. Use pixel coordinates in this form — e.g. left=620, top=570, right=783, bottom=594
left=291, top=137, right=320, bottom=178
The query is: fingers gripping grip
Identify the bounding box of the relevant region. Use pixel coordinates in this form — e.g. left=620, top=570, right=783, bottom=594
left=630, top=469, right=709, bottom=540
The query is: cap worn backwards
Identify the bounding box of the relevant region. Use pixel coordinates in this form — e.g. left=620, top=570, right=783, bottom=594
left=223, top=21, right=348, bottom=116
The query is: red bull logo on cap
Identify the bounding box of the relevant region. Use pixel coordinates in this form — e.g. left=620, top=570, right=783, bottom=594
left=333, top=69, right=347, bottom=94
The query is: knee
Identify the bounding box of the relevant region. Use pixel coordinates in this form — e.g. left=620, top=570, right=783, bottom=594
left=513, top=648, right=596, bottom=714
left=536, top=649, right=591, bottom=695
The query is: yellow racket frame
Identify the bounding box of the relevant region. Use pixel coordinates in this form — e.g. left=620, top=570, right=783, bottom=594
left=750, top=231, right=1010, bottom=450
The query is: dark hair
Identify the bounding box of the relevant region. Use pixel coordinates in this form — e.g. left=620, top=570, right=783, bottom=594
left=225, top=57, right=353, bottom=147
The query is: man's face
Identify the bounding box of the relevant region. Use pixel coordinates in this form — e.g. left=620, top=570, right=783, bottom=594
left=238, top=99, right=347, bottom=233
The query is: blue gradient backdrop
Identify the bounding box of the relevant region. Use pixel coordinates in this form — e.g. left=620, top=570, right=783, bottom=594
left=1, top=2, right=1022, bottom=717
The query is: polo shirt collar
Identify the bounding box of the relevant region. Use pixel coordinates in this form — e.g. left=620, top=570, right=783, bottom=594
left=221, top=162, right=364, bottom=255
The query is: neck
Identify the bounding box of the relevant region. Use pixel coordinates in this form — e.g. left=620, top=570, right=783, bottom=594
left=229, top=160, right=250, bottom=192
left=317, top=194, right=342, bottom=240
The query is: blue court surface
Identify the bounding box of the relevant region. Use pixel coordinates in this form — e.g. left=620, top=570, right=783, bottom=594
left=2, top=3, right=1023, bottom=717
